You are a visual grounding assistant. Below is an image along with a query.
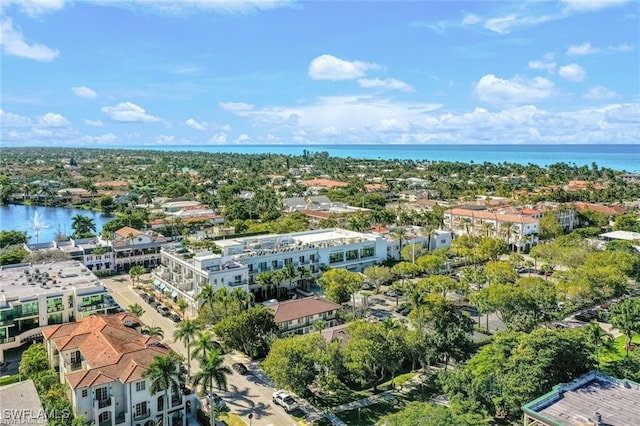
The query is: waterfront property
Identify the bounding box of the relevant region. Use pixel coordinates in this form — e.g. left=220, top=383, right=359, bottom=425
left=522, top=371, right=640, bottom=426
left=270, top=297, right=342, bottom=336
left=43, top=313, right=199, bottom=426
left=0, top=260, right=113, bottom=364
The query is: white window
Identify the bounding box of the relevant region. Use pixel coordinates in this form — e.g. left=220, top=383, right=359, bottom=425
left=135, top=401, right=147, bottom=417
left=136, top=381, right=146, bottom=392
left=95, top=386, right=108, bottom=401
left=82, top=389, right=88, bottom=398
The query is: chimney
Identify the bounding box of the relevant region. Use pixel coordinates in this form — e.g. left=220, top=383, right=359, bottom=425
left=594, top=411, right=603, bottom=426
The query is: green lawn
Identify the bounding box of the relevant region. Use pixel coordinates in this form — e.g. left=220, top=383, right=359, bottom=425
left=0, top=374, right=20, bottom=387
left=377, top=372, right=418, bottom=391
left=307, top=382, right=371, bottom=410
left=599, top=334, right=640, bottom=365
left=337, top=398, right=405, bottom=425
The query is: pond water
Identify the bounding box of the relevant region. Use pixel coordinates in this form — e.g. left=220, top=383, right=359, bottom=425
left=0, top=204, right=112, bottom=244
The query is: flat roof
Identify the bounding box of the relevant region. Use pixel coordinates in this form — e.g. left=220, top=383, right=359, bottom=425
left=0, top=261, right=106, bottom=305
left=0, top=380, right=44, bottom=422
left=523, top=371, right=640, bottom=426
left=600, top=230, right=640, bottom=241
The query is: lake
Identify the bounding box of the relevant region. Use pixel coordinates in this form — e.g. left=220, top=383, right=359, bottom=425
left=0, top=204, right=112, bottom=244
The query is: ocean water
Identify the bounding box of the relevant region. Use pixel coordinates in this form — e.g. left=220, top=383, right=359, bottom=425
left=122, top=144, right=639, bottom=172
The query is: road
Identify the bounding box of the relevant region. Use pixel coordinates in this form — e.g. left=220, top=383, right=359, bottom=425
left=101, top=275, right=298, bottom=426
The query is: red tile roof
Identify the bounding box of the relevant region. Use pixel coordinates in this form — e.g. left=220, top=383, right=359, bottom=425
left=445, top=208, right=539, bottom=224
left=574, top=202, right=625, bottom=216
left=44, top=314, right=171, bottom=389
left=271, top=298, right=342, bottom=323
left=301, top=179, right=349, bottom=188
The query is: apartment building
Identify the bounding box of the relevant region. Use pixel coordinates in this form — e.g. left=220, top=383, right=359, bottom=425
left=444, top=208, right=539, bottom=251
left=151, top=228, right=387, bottom=309
left=0, top=260, right=113, bottom=364
left=99, top=227, right=168, bottom=272
left=270, top=297, right=342, bottom=336
left=43, top=314, right=198, bottom=426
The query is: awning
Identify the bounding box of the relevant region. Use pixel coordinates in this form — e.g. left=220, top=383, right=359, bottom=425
left=153, top=279, right=161, bottom=288
left=158, top=283, right=166, bottom=291
left=171, top=291, right=178, bottom=298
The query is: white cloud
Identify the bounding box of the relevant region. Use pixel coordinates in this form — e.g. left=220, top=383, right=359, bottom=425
left=308, top=54, right=379, bottom=80
left=71, top=86, right=98, bottom=98
left=484, top=14, right=553, bottom=34
left=462, top=13, right=481, bottom=25
left=84, top=119, right=104, bottom=127
left=558, top=63, right=587, bottom=81
left=219, top=101, right=254, bottom=112
left=561, top=0, right=630, bottom=11
left=210, top=132, right=227, bottom=144
left=156, top=134, right=175, bottom=144
left=566, top=42, right=600, bottom=56
left=528, top=60, right=556, bottom=74
left=609, top=43, right=634, bottom=52
left=81, top=132, right=117, bottom=144
left=0, top=17, right=59, bottom=61
left=236, top=134, right=250, bottom=143
left=583, top=86, right=618, bottom=100
left=357, top=77, right=414, bottom=92
left=2, top=0, right=66, bottom=17
left=101, top=102, right=162, bottom=123
left=474, top=74, right=555, bottom=104
left=0, top=109, right=32, bottom=127
left=38, top=112, right=70, bottom=127
left=185, top=118, right=208, bottom=131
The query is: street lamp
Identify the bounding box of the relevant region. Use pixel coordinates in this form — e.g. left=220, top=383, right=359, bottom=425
left=248, top=413, right=253, bottom=426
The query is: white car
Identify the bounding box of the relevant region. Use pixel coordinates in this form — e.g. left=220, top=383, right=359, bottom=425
left=272, top=390, right=298, bottom=412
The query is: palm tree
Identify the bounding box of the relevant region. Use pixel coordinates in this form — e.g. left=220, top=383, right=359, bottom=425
left=196, top=284, right=216, bottom=309
left=191, top=331, right=221, bottom=362
left=297, top=266, right=313, bottom=292
left=283, top=262, right=297, bottom=293
left=71, top=214, right=96, bottom=237
left=126, top=303, right=145, bottom=317
left=173, top=320, right=203, bottom=381
left=393, top=227, right=407, bottom=258
left=500, top=221, right=514, bottom=246
left=192, top=349, right=232, bottom=424
left=142, top=325, right=164, bottom=339
left=143, top=354, right=186, bottom=426
left=585, top=321, right=613, bottom=365
left=129, top=265, right=146, bottom=289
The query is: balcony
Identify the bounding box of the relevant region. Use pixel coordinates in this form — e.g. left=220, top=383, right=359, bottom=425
left=115, top=413, right=125, bottom=425
left=133, top=410, right=151, bottom=421
left=171, top=395, right=182, bottom=407
left=70, top=361, right=82, bottom=371
left=94, top=398, right=112, bottom=409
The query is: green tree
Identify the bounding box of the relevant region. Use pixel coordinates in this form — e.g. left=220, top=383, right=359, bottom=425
left=213, top=306, right=279, bottom=359
left=71, top=214, right=96, bottom=237
left=192, top=348, right=232, bottom=396
left=126, top=303, right=145, bottom=317
left=19, top=343, right=49, bottom=379
left=539, top=213, right=563, bottom=240
left=142, top=325, right=164, bottom=339
left=477, top=237, right=508, bottom=261
left=128, top=265, right=146, bottom=288
left=263, top=334, right=324, bottom=395
left=0, top=230, right=27, bottom=248
left=317, top=268, right=363, bottom=305
left=143, top=353, right=187, bottom=426
left=364, top=265, right=392, bottom=293
left=173, top=319, right=203, bottom=380
left=191, top=331, right=222, bottom=362
left=584, top=321, right=614, bottom=366
left=343, top=320, right=390, bottom=390
left=610, top=298, right=640, bottom=357
left=377, top=402, right=471, bottom=426
left=483, top=261, right=518, bottom=286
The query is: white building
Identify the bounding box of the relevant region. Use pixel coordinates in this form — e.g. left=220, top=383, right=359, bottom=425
left=0, top=260, right=114, bottom=364
left=152, top=228, right=387, bottom=307
left=44, top=314, right=199, bottom=426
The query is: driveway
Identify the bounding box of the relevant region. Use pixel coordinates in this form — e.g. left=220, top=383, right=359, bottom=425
left=101, top=275, right=297, bottom=426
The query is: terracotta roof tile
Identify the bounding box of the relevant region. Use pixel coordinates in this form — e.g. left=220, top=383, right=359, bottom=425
left=271, top=298, right=342, bottom=323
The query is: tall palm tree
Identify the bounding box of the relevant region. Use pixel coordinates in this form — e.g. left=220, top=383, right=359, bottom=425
left=297, top=266, right=313, bottom=292
left=500, top=221, right=514, bottom=246
left=176, top=298, right=189, bottom=319
left=192, top=349, right=232, bottom=424
left=142, top=325, right=164, bottom=339
left=143, top=354, right=186, bottom=426
left=126, top=303, right=145, bottom=317
left=129, top=265, right=146, bottom=288
left=191, top=331, right=221, bottom=362
left=196, top=284, right=216, bottom=309
left=393, top=227, right=407, bottom=257
left=71, top=214, right=96, bottom=237
left=173, top=320, right=203, bottom=381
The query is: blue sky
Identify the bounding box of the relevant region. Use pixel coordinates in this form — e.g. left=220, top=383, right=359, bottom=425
left=1, top=0, right=638, bottom=146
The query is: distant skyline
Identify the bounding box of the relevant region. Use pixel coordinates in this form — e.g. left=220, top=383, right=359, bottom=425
left=1, top=0, right=639, bottom=147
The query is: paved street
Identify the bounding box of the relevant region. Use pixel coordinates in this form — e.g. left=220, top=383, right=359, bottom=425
left=101, top=275, right=297, bottom=426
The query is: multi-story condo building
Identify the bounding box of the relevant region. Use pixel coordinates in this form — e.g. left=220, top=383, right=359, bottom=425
left=27, top=237, right=114, bottom=273
left=270, top=297, right=342, bottom=336
left=152, top=228, right=387, bottom=310
left=0, top=260, right=113, bottom=364
left=43, top=314, right=198, bottom=426
left=98, top=227, right=168, bottom=272
left=444, top=208, right=539, bottom=251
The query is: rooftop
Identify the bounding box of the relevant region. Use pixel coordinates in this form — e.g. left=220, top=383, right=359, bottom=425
left=600, top=230, right=640, bottom=242
left=523, top=371, right=640, bottom=426
left=44, top=313, right=170, bottom=389
left=271, top=297, right=342, bottom=323
left=0, top=380, right=44, bottom=422
left=0, top=261, right=107, bottom=307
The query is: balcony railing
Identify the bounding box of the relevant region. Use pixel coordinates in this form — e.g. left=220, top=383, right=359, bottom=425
left=70, top=361, right=82, bottom=371
left=171, top=395, right=181, bottom=407
left=94, top=398, right=112, bottom=409
left=133, top=409, right=151, bottom=421
left=115, top=413, right=125, bottom=425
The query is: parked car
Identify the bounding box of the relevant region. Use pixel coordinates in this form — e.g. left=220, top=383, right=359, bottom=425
left=169, top=313, right=182, bottom=323
left=272, top=390, right=298, bottom=412
left=384, top=289, right=402, bottom=297
left=232, top=362, right=249, bottom=375
left=150, top=301, right=161, bottom=310
left=207, top=393, right=228, bottom=410
left=575, top=310, right=598, bottom=322
left=362, top=282, right=374, bottom=290
left=157, top=305, right=171, bottom=316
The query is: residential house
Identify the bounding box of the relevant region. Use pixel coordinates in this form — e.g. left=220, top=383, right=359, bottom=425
left=43, top=314, right=199, bottom=426
left=270, top=297, right=342, bottom=336
left=0, top=261, right=114, bottom=364
left=99, top=227, right=168, bottom=272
